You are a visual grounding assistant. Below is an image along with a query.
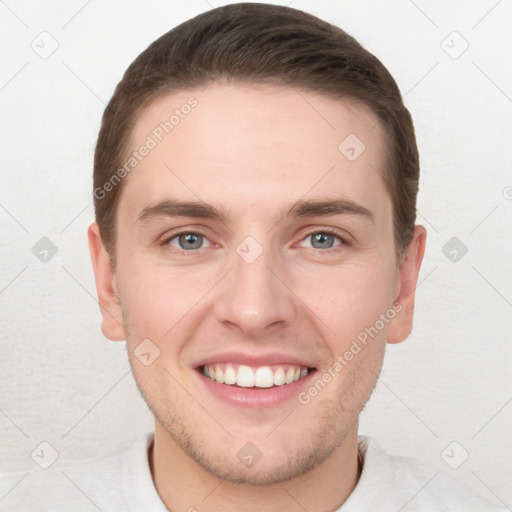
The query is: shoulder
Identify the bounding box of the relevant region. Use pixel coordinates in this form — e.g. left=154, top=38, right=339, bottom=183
left=0, top=432, right=157, bottom=512
left=342, top=436, right=508, bottom=512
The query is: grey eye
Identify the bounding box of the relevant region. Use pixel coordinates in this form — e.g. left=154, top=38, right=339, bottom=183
left=302, top=232, right=341, bottom=249
left=311, top=233, right=335, bottom=249
left=171, top=233, right=206, bottom=250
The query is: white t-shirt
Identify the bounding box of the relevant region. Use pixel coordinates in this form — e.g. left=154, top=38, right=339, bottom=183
left=0, top=433, right=506, bottom=511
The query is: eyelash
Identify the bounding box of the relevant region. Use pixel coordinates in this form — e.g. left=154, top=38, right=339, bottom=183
left=159, top=228, right=349, bottom=254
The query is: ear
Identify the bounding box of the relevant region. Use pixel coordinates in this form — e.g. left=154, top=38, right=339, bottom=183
left=88, top=223, right=125, bottom=341
left=387, top=225, right=427, bottom=344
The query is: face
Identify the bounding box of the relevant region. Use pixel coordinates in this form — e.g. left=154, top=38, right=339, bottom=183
left=89, top=82, right=425, bottom=485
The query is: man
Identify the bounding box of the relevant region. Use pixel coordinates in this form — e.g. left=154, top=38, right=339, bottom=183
left=0, top=3, right=506, bottom=511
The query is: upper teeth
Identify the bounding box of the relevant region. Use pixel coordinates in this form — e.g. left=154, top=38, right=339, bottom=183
left=202, top=364, right=309, bottom=388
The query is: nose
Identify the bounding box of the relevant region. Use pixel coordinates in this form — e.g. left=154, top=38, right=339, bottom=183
left=213, top=239, right=297, bottom=338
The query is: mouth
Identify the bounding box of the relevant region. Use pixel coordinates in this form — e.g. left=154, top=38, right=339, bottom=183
left=193, top=352, right=318, bottom=407
left=194, top=361, right=317, bottom=407
left=199, top=363, right=314, bottom=388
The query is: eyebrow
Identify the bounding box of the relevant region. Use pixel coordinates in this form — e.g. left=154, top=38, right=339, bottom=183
left=138, top=200, right=229, bottom=224
left=137, top=198, right=374, bottom=224
left=286, top=198, right=373, bottom=221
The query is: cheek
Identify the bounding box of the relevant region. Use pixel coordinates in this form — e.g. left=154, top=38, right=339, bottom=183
left=296, top=259, right=396, bottom=341
left=117, top=256, right=212, bottom=340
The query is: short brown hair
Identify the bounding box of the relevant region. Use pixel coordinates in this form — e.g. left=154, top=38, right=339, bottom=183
left=93, top=2, right=419, bottom=262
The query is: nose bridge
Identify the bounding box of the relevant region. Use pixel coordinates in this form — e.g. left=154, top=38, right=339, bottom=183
left=214, top=235, right=295, bottom=334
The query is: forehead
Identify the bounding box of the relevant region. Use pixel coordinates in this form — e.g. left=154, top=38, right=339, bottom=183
left=122, top=83, right=389, bottom=223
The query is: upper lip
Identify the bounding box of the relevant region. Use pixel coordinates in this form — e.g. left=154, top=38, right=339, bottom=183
left=193, top=352, right=315, bottom=369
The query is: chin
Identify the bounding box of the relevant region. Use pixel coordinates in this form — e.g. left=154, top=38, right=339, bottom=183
left=154, top=406, right=350, bottom=487
left=178, top=437, right=338, bottom=486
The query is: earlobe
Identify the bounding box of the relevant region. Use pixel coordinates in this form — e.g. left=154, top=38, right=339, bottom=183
left=387, top=225, right=427, bottom=344
left=88, top=223, right=125, bottom=341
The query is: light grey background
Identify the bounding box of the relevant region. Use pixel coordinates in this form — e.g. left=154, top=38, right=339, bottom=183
left=1, top=0, right=511, bottom=508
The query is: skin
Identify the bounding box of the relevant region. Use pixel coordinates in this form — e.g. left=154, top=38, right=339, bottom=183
left=89, top=82, right=426, bottom=512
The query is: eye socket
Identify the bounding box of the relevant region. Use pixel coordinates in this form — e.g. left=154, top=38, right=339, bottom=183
left=299, top=231, right=343, bottom=250
left=167, top=232, right=211, bottom=251
left=161, top=229, right=346, bottom=253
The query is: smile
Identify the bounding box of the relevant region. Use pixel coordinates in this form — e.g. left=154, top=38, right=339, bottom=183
left=201, top=364, right=311, bottom=388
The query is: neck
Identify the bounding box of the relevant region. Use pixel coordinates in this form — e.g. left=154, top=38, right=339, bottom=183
left=149, top=422, right=361, bottom=512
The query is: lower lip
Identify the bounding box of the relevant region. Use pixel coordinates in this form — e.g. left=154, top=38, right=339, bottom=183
left=196, top=369, right=316, bottom=408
